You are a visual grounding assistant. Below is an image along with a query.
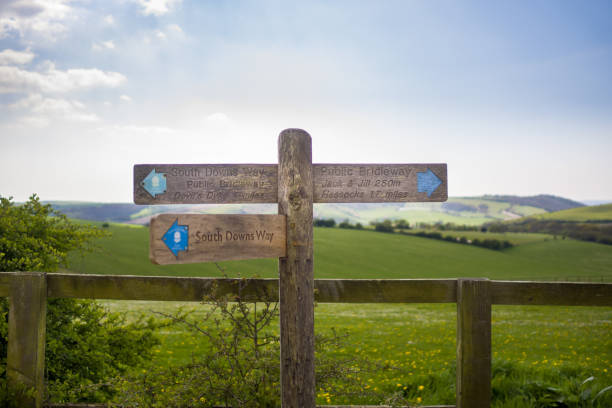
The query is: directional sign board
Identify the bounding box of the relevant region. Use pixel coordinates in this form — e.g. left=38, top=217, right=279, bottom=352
left=150, top=214, right=286, bottom=265
left=135, top=163, right=446, bottom=204
left=313, top=163, right=447, bottom=202
left=135, top=164, right=277, bottom=204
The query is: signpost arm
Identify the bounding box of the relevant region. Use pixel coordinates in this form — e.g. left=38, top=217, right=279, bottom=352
left=278, top=129, right=315, bottom=408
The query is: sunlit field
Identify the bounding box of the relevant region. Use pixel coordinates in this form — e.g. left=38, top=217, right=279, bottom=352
left=100, top=300, right=612, bottom=406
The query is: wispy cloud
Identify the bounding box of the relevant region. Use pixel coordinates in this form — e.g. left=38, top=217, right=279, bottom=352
left=0, top=48, right=35, bottom=65
left=206, top=112, right=229, bottom=122
left=92, top=40, right=115, bottom=51
left=10, top=94, right=99, bottom=125
left=0, top=0, right=76, bottom=40
left=0, top=62, right=126, bottom=94
left=136, top=0, right=182, bottom=17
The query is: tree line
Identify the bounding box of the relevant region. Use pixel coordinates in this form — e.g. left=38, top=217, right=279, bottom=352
left=485, top=219, right=612, bottom=246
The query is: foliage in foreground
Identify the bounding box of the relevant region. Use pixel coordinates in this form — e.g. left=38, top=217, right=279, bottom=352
left=114, top=277, right=396, bottom=407
left=0, top=195, right=159, bottom=405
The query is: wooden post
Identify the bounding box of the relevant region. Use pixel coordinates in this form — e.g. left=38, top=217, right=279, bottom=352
left=7, top=272, right=47, bottom=408
left=278, top=129, right=315, bottom=408
left=456, top=278, right=491, bottom=408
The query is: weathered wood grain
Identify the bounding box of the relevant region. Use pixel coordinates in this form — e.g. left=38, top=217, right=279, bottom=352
left=491, top=281, right=612, bottom=306
left=278, top=129, right=316, bottom=408
left=8, top=272, right=47, bottom=408
left=456, top=279, right=491, bottom=408
left=43, top=274, right=458, bottom=303
left=3, top=273, right=610, bottom=306
left=134, top=163, right=447, bottom=204
left=149, top=214, right=286, bottom=265
left=313, top=163, right=447, bottom=202
left=46, top=274, right=279, bottom=302
left=315, top=279, right=457, bottom=303
left=134, top=164, right=278, bottom=204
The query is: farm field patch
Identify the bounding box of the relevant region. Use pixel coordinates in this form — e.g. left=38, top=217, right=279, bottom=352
left=99, top=300, right=612, bottom=406
left=66, top=223, right=612, bottom=282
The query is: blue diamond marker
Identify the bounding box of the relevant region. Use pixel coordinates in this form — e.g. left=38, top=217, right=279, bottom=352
left=141, top=169, right=167, bottom=198
left=162, top=219, right=189, bottom=257
left=417, top=168, right=442, bottom=198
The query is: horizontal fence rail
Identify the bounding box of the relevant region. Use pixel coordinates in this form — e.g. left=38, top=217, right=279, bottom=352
left=1, top=273, right=611, bottom=305
left=1, top=272, right=611, bottom=408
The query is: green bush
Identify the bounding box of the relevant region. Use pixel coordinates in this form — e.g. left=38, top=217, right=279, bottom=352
left=0, top=195, right=159, bottom=405
left=116, top=278, right=381, bottom=407
left=314, top=218, right=336, bottom=227
left=373, top=220, right=394, bottom=233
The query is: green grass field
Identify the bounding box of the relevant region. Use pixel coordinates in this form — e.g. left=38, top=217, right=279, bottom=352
left=62, top=222, right=612, bottom=406
left=532, top=203, right=612, bottom=222
left=67, top=223, right=612, bottom=282
left=98, top=300, right=612, bottom=406
left=406, top=230, right=553, bottom=246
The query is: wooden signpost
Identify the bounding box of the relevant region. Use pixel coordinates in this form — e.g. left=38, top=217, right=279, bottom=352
left=134, top=128, right=448, bottom=408
left=150, top=214, right=286, bottom=265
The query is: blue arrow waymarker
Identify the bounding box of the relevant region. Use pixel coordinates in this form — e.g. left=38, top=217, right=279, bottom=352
left=142, top=169, right=167, bottom=198
left=162, top=219, right=189, bottom=257
left=417, top=168, right=442, bottom=197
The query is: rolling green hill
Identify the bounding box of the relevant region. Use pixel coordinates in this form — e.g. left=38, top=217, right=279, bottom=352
left=531, top=203, right=612, bottom=222
left=66, top=222, right=612, bottom=282
left=47, top=194, right=586, bottom=227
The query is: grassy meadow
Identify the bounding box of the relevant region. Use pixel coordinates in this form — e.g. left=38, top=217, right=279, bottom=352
left=99, top=301, right=612, bottom=406
left=67, top=222, right=612, bottom=281
left=533, top=203, right=612, bottom=222
left=59, top=222, right=612, bottom=406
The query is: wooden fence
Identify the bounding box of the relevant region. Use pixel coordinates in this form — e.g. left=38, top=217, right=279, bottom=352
left=1, top=272, right=611, bottom=408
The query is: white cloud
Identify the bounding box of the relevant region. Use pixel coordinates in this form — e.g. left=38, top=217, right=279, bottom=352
left=103, top=14, right=114, bottom=25
left=0, top=0, right=75, bottom=40
left=206, top=112, right=229, bottom=122
left=0, top=48, right=35, bottom=65
left=167, top=24, right=183, bottom=35
left=92, top=40, right=115, bottom=51
left=9, top=93, right=99, bottom=124
left=148, top=24, right=185, bottom=43
left=136, top=0, right=182, bottom=16
left=97, top=125, right=177, bottom=134
left=0, top=62, right=126, bottom=93
left=119, top=94, right=132, bottom=102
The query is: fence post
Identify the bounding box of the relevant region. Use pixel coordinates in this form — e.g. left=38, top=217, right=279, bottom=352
left=457, top=278, right=491, bottom=408
left=278, top=129, right=315, bottom=408
left=7, top=272, right=47, bottom=408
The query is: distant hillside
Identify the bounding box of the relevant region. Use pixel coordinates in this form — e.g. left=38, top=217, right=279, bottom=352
left=50, top=202, right=142, bottom=222
left=485, top=204, right=612, bottom=246
left=532, top=203, right=612, bottom=222
left=46, top=194, right=584, bottom=226
left=483, top=194, right=584, bottom=212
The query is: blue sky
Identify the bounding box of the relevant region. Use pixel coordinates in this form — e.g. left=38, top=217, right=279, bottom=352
left=1, top=0, right=611, bottom=203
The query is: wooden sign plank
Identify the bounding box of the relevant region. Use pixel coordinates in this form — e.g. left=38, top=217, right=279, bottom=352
left=134, top=163, right=447, bottom=204
left=149, top=214, right=286, bottom=265
left=313, top=163, right=447, bottom=203
left=134, top=164, right=278, bottom=204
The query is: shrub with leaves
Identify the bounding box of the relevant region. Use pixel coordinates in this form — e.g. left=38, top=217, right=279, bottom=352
left=0, top=195, right=159, bottom=405
left=116, top=276, right=381, bottom=407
